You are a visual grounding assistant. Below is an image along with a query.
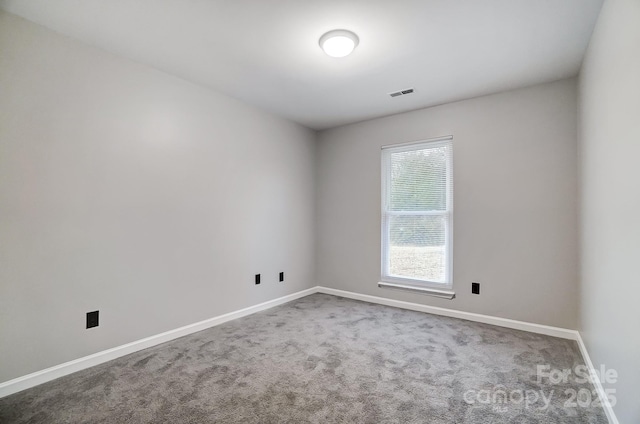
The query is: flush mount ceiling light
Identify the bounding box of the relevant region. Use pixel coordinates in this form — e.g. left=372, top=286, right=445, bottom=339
left=319, top=29, right=359, bottom=58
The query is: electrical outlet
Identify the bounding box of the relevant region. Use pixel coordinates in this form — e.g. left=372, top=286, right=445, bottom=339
left=471, top=282, right=480, bottom=295
left=279, top=272, right=284, bottom=282
left=255, top=274, right=261, bottom=285
left=86, top=310, right=99, bottom=328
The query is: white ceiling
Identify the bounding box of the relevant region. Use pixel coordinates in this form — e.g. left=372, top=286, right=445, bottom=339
left=0, top=0, right=603, bottom=130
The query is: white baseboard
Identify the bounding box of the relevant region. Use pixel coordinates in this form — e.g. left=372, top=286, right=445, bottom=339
left=316, top=286, right=579, bottom=340
left=0, top=287, right=317, bottom=398
left=0, top=284, right=620, bottom=424
left=575, top=333, right=620, bottom=424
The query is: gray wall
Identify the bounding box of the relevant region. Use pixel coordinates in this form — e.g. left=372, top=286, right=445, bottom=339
left=0, top=12, right=316, bottom=383
left=316, top=79, right=579, bottom=329
left=578, top=0, right=640, bottom=422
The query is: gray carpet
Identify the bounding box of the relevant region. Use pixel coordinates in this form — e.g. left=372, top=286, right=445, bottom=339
left=0, top=294, right=607, bottom=423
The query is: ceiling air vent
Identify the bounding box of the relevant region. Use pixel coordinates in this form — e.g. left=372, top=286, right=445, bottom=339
left=389, top=88, right=415, bottom=98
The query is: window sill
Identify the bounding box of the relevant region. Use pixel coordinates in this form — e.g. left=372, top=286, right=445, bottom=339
left=378, top=281, right=456, bottom=300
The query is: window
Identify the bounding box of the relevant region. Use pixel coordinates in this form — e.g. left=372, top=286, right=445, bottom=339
left=381, top=136, right=453, bottom=291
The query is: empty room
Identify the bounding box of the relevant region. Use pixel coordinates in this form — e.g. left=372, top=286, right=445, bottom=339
left=0, top=0, right=638, bottom=423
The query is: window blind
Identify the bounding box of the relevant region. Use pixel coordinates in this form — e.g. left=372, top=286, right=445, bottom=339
left=381, top=136, right=453, bottom=288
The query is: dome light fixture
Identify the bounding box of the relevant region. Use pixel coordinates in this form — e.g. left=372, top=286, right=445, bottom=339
left=319, top=29, right=359, bottom=58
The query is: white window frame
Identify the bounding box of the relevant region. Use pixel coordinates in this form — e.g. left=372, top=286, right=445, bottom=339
left=381, top=136, right=454, bottom=291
